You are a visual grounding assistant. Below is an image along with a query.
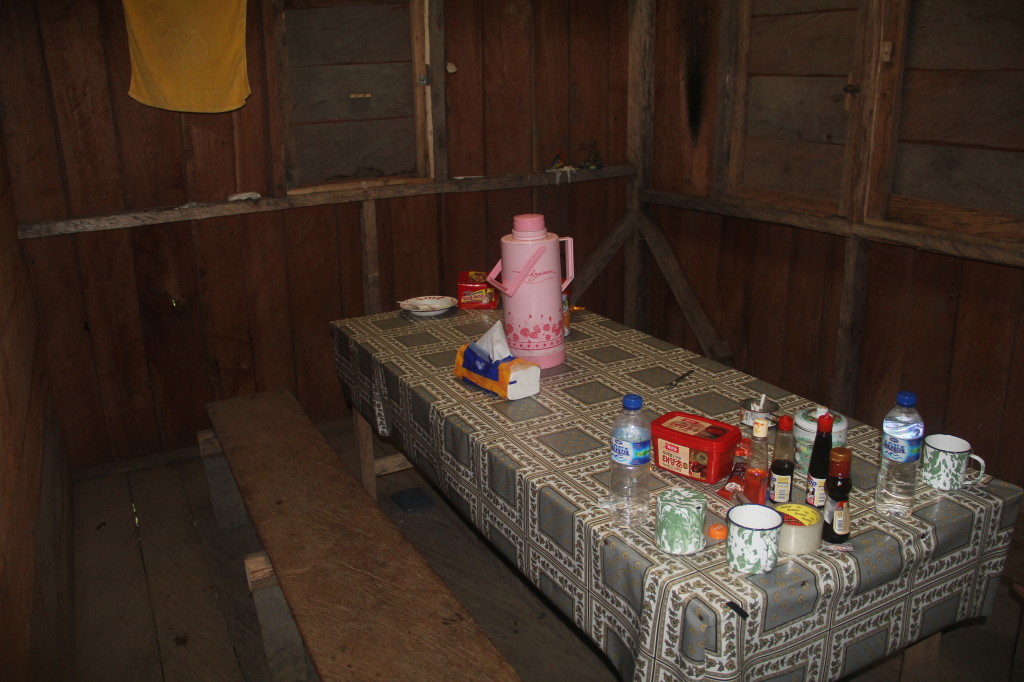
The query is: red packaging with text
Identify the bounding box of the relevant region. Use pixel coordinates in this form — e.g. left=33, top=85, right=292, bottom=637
left=652, top=412, right=741, bottom=484
left=457, top=270, right=498, bottom=309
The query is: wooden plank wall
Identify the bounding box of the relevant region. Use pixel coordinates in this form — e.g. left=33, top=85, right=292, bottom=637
left=648, top=0, right=1024, bottom=484
left=1, top=0, right=628, bottom=468
left=0, top=91, right=73, bottom=676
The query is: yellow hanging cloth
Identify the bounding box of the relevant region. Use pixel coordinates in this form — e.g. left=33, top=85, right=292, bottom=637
left=122, top=0, right=250, bottom=113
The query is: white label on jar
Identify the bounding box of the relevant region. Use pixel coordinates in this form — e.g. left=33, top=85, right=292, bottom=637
left=882, top=435, right=921, bottom=463
left=769, top=474, right=791, bottom=503
left=806, top=476, right=827, bottom=507
left=824, top=498, right=849, bottom=534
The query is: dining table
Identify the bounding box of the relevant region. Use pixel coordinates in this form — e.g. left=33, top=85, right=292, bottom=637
left=330, top=307, right=1020, bottom=681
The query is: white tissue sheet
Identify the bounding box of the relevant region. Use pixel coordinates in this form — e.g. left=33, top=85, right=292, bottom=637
left=477, top=320, right=512, bottom=361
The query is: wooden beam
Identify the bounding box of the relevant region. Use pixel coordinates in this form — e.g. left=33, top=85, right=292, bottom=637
left=829, top=237, right=870, bottom=414
left=642, top=189, right=1024, bottom=270
left=569, top=212, right=636, bottom=305
left=18, top=166, right=635, bottom=239
left=359, top=200, right=382, bottom=315
left=623, top=0, right=656, bottom=329
left=636, top=212, right=732, bottom=364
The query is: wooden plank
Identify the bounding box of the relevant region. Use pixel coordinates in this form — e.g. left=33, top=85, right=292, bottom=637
left=194, top=216, right=257, bottom=400
left=743, top=218, right=792, bottom=381
left=129, top=466, right=244, bottom=681
left=899, top=632, right=940, bottom=681
left=207, top=390, right=519, bottom=681
left=746, top=76, right=849, bottom=144
left=890, top=144, right=1024, bottom=218
left=198, top=430, right=250, bottom=531
left=284, top=205, right=346, bottom=421
left=388, top=194, right=444, bottom=301
left=73, top=476, right=161, bottom=682
left=532, top=0, right=571, bottom=222
left=77, top=229, right=162, bottom=459
left=242, top=211, right=298, bottom=393
left=749, top=10, right=858, bottom=74
left=637, top=213, right=731, bottom=363
left=35, top=0, right=123, bottom=216
left=18, top=166, right=635, bottom=239
left=285, top=3, right=411, bottom=66
left=244, top=552, right=317, bottom=682
left=355, top=410, right=377, bottom=497
left=899, top=70, right=1024, bottom=151
left=98, top=0, right=187, bottom=210
left=336, top=202, right=366, bottom=319
left=178, top=459, right=272, bottom=682
left=183, top=112, right=236, bottom=202
left=905, top=0, right=1023, bottom=71
left=130, top=221, right=210, bottom=450
left=829, top=236, right=869, bottom=415
left=944, top=261, right=1023, bottom=478
left=641, top=190, right=1024, bottom=270
left=424, top=0, right=447, bottom=182
left=886, top=195, right=1024, bottom=239
left=0, top=0, right=69, bottom=222
left=28, top=405, right=74, bottom=681
left=739, top=135, right=844, bottom=205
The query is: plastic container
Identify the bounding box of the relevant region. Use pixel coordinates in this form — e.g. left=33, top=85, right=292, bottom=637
left=875, top=391, right=924, bottom=517
left=793, top=406, right=848, bottom=475
left=610, top=394, right=652, bottom=529
left=651, top=412, right=741, bottom=484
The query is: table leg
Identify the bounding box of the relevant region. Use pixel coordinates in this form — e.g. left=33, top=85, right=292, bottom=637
left=899, top=632, right=940, bottom=681
left=354, top=410, right=377, bottom=499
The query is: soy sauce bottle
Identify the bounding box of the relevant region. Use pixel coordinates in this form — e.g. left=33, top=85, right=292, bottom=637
left=768, top=415, right=795, bottom=504
left=805, top=412, right=834, bottom=508
left=822, top=447, right=853, bottom=544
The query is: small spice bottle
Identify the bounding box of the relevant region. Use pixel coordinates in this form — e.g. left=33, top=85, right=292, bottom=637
left=822, top=447, right=853, bottom=544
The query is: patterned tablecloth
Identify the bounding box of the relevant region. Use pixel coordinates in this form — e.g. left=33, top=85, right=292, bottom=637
left=331, top=308, right=1020, bottom=682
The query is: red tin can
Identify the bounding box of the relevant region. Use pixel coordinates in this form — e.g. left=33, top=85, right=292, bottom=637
left=652, top=412, right=741, bottom=484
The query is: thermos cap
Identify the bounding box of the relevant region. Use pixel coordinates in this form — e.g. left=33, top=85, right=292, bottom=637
left=513, top=213, right=547, bottom=239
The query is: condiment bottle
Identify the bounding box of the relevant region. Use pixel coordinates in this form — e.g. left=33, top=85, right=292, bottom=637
left=743, top=418, right=771, bottom=504
left=805, top=412, right=834, bottom=508
left=768, top=415, right=796, bottom=504
left=822, top=447, right=853, bottom=543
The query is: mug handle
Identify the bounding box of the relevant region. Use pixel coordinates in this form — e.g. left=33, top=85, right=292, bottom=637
left=963, top=454, right=986, bottom=486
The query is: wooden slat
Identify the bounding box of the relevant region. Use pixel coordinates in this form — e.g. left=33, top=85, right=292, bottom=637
left=207, top=389, right=519, bottom=681
left=129, top=466, right=244, bottom=681
left=74, top=476, right=161, bottom=682
left=637, top=213, right=731, bottom=363
left=829, top=236, right=869, bottom=415
left=284, top=205, right=346, bottom=421
left=359, top=199, right=380, bottom=315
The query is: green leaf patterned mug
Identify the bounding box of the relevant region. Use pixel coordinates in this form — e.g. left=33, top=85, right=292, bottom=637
left=726, top=504, right=782, bottom=574
left=921, top=434, right=984, bottom=491
left=656, top=488, right=706, bottom=555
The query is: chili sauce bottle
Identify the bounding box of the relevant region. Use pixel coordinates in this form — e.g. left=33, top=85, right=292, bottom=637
left=743, top=418, right=771, bottom=504
left=805, top=412, right=834, bottom=508
left=768, top=415, right=795, bottom=504
left=822, top=447, right=853, bottom=543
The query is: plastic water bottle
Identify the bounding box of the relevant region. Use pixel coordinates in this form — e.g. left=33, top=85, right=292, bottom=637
left=610, top=394, right=652, bottom=529
left=875, top=390, right=925, bottom=517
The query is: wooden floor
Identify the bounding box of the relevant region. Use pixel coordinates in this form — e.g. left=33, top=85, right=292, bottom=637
left=73, top=417, right=1024, bottom=681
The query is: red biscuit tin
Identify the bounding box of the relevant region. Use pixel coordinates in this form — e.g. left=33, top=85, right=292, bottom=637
left=651, top=412, right=741, bottom=484
left=457, top=270, right=498, bottom=309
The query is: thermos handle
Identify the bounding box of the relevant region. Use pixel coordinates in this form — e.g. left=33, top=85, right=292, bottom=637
left=486, top=246, right=545, bottom=297
left=560, top=237, right=574, bottom=292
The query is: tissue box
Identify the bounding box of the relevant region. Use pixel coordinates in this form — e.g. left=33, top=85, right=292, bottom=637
left=453, top=343, right=539, bottom=400
left=457, top=271, right=498, bottom=309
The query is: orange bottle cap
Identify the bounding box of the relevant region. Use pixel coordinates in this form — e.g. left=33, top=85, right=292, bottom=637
left=708, top=523, right=728, bottom=540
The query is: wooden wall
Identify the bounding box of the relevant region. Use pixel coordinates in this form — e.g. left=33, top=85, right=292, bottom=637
left=0, top=96, right=73, bottom=677
left=1, top=0, right=628, bottom=468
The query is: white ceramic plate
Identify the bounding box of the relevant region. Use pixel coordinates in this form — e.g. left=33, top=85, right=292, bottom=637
left=399, top=295, right=457, bottom=316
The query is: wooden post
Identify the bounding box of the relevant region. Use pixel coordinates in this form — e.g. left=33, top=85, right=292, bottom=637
left=830, top=236, right=870, bottom=414
left=360, top=199, right=382, bottom=314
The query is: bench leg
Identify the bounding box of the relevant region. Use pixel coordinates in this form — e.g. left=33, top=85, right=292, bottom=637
left=246, top=552, right=319, bottom=682
left=199, top=429, right=250, bottom=530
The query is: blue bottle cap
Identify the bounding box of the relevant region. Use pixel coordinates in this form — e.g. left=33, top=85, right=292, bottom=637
left=623, top=394, right=643, bottom=410
left=896, top=390, right=917, bottom=407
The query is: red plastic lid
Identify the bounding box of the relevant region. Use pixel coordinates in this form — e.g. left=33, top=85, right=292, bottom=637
left=777, top=414, right=794, bottom=431
left=817, top=412, right=834, bottom=433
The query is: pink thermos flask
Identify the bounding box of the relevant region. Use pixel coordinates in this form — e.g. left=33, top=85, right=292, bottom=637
left=486, top=214, right=574, bottom=369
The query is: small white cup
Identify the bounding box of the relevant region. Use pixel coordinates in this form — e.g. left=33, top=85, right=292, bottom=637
left=921, top=434, right=985, bottom=491
left=726, top=504, right=782, bottom=574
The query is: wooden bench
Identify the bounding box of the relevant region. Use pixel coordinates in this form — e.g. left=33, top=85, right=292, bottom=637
left=202, top=389, right=519, bottom=682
